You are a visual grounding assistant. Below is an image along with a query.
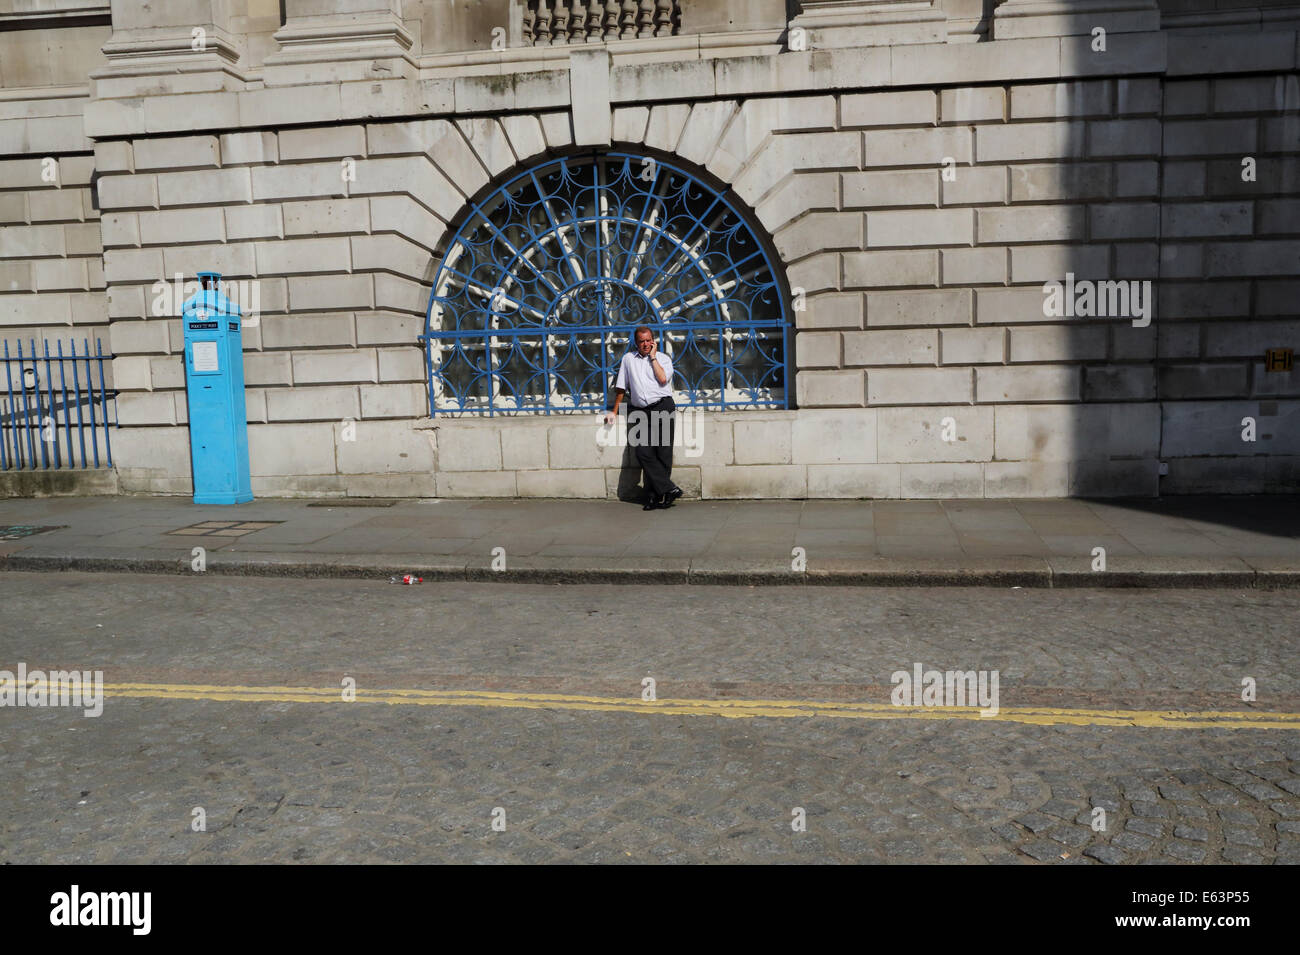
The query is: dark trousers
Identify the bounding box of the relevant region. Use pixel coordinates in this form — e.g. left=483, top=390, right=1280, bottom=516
left=628, top=396, right=676, bottom=497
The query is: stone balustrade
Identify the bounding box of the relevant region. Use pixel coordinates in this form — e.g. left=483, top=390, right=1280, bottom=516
left=523, top=0, right=680, bottom=46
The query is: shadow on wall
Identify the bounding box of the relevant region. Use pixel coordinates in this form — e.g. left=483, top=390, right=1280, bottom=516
left=616, top=443, right=647, bottom=503
left=1053, top=21, right=1300, bottom=533
left=981, top=0, right=997, bottom=38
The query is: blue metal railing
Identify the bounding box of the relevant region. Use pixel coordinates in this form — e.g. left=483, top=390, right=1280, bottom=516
left=1, top=338, right=117, bottom=471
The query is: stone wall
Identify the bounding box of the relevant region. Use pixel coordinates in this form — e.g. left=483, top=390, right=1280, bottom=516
left=0, top=152, right=104, bottom=348
left=0, top=9, right=109, bottom=355
left=98, top=72, right=1300, bottom=497
left=1156, top=73, right=1300, bottom=492
left=97, top=111, right=579, bottom=495
left=0, top=102, right=106, bottom=359
left=1, top=2, right=1298, bottom=499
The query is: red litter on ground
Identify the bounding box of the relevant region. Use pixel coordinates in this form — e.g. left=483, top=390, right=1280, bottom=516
left=390, top=574, right=423, bottom=584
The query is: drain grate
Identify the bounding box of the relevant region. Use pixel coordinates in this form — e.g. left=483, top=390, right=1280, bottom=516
left=167, top=520, right=283, bottom=538
left=0, top=525, right=67, bottom=540
left=306, top=499, right=397, bottom=507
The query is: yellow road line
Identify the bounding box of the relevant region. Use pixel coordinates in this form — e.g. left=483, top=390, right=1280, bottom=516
left=98, top=682, right=1300, bottom=730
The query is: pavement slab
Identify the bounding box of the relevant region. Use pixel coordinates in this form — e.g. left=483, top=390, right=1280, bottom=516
left=0, top=494, right=1296, bottom=587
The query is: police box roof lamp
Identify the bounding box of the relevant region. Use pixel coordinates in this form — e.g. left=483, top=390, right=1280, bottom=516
left=198, top=271, right=221, bottom=290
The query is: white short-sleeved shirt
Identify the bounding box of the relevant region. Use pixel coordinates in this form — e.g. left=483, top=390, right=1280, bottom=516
left=615, top=350, right=674, bottom=407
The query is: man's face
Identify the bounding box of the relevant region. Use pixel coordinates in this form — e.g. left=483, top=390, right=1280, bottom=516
left=635, top=332, right=654, bottom=355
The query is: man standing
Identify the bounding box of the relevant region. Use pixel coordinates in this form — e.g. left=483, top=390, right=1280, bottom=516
left=605, top=326, right=685, bottom=510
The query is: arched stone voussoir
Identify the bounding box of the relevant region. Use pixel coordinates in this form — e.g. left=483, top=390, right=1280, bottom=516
left=455, top=116, right=517, bottom=178
left=365, top=119, right=490, bottom=200
left=676, top=100, right=739, bottom=166
left=499, top=114, right=547, bottom=164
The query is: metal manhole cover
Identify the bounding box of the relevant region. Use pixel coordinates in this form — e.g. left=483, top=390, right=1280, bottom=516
left=167, top=520, right=283, bottom=538
left=0, top=525, right=67, bottom=540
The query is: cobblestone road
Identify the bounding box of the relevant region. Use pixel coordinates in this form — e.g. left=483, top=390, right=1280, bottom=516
left=1, top=573, right=1297, bottom=863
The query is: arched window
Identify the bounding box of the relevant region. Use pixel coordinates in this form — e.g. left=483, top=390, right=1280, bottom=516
left=421, top=148, right=791, bottom=416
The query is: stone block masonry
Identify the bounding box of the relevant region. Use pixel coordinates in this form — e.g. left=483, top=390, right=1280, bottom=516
left=3, top=4, right=1298, bottom=498
left=0, top=151, right=105, bottom=349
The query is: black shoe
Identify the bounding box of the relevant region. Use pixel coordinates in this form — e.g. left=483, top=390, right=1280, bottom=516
left=643, top=495, right=662, bottom=511
left=662, top=486, right=684, bottom=507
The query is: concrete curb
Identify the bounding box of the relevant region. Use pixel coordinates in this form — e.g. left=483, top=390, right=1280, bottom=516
left=1, top=551, right=1296, bottom=588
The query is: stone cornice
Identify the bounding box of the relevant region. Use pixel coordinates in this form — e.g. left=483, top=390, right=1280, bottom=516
left=89, top=24, right=251, bottom=96
left=78, top=27, right=1300, bottom=140
left=98, top=31, right=244, bottom=68
left=271, top=20, right=415, bottom=52
left=0, top=84, right=89, bottom=102
left=993, top=0, right=1160, bottom=39
left=790, top=0, right=947, bottom=48
left=1162, top=6, right=1300, bottom=30
left=0, top=1, right=109, bottom=27
left=265, top=15, right=417, bottom=71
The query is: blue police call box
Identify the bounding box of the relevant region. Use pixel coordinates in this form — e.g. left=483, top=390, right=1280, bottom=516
left=181, top=271, right=252, bottom=505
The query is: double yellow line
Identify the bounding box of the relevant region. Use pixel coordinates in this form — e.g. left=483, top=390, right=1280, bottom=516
left=101, top=682, right=1300, bottom=730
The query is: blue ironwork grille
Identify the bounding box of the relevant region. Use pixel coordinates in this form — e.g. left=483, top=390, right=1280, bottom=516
left=1, top=338, right=116, bottom=471
left=421, top=150, right=790, bottom=416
